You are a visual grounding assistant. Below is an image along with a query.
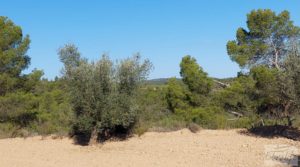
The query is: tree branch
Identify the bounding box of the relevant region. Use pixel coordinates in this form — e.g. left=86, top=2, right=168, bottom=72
left=213, top=80, right=230, bottom=88
left=227, top=110, right=243, bottom=117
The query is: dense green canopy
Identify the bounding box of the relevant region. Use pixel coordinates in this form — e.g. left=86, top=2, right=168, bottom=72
left=0, top=16, right=30, bottom=76
left=227, top=9, right=300, bottom=69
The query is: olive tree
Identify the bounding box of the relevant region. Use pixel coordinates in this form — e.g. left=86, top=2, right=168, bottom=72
left=59, top=45, right=152, bottom=144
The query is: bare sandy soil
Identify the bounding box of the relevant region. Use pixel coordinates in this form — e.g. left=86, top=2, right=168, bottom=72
left=0, top=129, right=299, bottom=167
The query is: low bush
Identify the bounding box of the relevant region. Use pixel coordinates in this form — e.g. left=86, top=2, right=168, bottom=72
left=187, top=122, right=201, bottom=133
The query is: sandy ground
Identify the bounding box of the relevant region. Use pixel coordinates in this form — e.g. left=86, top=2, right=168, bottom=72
left=0, top=129, right=299, bottom=167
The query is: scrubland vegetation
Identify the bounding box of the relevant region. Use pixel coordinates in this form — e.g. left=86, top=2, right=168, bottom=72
left=0, top=9, right=300, bottom=145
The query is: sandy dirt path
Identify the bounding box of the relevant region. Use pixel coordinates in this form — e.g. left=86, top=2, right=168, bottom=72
left=0, top=129, right=299, bottom=167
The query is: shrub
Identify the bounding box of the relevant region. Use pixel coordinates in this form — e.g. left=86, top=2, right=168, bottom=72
left=0, top=92, right=39, bottom=127
left=187, top=107, right=226, bottom=129
left=134, top=125, right=149, bottom=137
left=149, top=115, right=187, bottom=132
left=166, top=78, right=190, bottom=112
left=187, top=122, right=201, bottom=133
left=59, top=45, right=152, bottom=143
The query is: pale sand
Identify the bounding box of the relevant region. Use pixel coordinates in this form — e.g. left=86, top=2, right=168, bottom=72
left=0, top=129, right=299, bottom=167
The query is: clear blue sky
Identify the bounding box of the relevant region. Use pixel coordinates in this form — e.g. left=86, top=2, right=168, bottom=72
left=1, top=0, right=300, bottom=79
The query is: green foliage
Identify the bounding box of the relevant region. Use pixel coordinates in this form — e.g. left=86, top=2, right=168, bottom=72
left=181, top=107, right=226, bottom=129
left=150, top=114, right=187, bottom=132
left=225, top=117, right=254, bottom=129
left=33, top=80, right=73, bottom=135
left=117, top=53, right=152, bottom=95
left=166, top=55, right=213, bottom=114
left=23, top=69, right=44, bottom=93
left=133, top=125, right=149, bottom=137
left=245, top=62, right=299, bottom=125
left=166, top=78, right=190, bottom=112
left=180, top=55, right=213, bottom=96
left=215, top=76, right=256, bottom=115
left=0, top=16, right=31, bottom=79
left=0, top=17, right=72, bottom=137
left=227, top=9, right=300, bottom=69
left=132, top=84, right=172, bottom=134
left=250, top=66, right=279, bottom=107
left=0, top=79, right=72, bottom=136
left=136, top=84, right=169, bottom=124
left=226, top=9, right=300, bottom=126
left=1, top=10, right=300, bottom=140
left=180, top=55, right=213, bottom=106
left=164, top=55, right=254, bottom=130
left=58, top=44, right=81, bottom=76
left=59, top=44, right=152, bottom=142
left=275, top=53, right=300, bottom=125
left=0, top=16, right=31, bottom=95
left=0, top=16, right=39, bottom=130
left=187, top=122, right=201, bottom=133
left=0, top=92, right=38, bottom=126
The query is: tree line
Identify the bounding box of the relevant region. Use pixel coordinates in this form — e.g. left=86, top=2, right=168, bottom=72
left=0, top=9, right=299, bottom=144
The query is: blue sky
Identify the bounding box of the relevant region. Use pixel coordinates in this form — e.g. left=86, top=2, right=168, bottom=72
left=1, top=0, right=300, bottom=79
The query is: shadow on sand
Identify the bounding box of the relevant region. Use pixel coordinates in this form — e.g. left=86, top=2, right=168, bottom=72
left=239, top=125, right=300, bottom=141
left=72, top=130, right=132, bottom=146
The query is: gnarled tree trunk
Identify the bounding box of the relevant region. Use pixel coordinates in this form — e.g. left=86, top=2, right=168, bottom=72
left=89, top=128, right=98, bottom=145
